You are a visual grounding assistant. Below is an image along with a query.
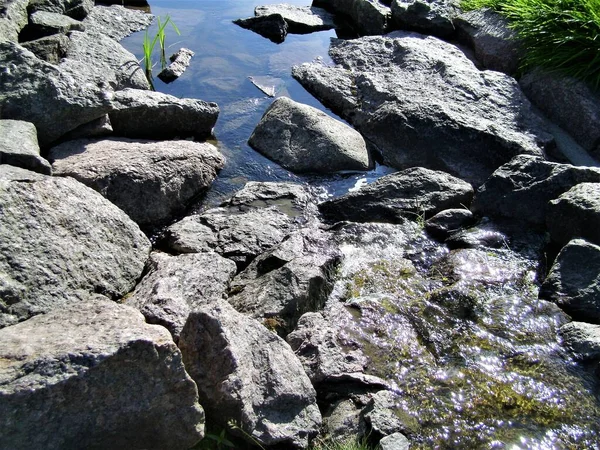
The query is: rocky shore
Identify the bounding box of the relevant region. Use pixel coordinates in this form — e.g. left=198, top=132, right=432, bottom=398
left=2, top=0, right=600, bottom=448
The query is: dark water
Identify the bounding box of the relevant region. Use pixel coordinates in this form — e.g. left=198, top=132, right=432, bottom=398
left=121, top=0, right=394, bottom=210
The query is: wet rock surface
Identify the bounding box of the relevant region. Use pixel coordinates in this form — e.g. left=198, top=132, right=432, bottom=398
left=0, top=299, right=205, bottom=450
left=424, top=208, right=476, bottom=240
left=0, top=120, right=51, bottom=174
left=559, top=321, right=600, bottom=361
left=49, top=138, right=224, bottom=229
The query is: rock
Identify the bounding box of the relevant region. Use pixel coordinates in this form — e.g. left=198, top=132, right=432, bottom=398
left=0, top=120, right=52, bottom=174
left=520, top=69, right=600, bottom=159
left=249, top=96, right=371, bottom=173
left=60, top=114, right=113, bottom=140
left=0, top=176, right=150, bottom=326
left=20, top=33, right=70, bottom=63
left=229, top=228, right=342, bottom=333
left=254, top=4, right=336, bottom=33
left=380, top=432, right=411, bottom=450
left=293, top=32, right=550, bottom=185
left=179, top=300, right=322, bottom=449
left=26, top=10, right=85, bottom=39
left=313, top=0, right=391, bottom=35
left=233, top=14, right=288, bottom=43
left=0, top=42, right=113, bottom=146
left=539, top=239, right=600, bottom=323
left=28, top=0, right=94, bottom=20
left=65, top=30, right=150, bottom=90
left=391, top=0, right=459, bottom=39
left=472, top=155, right=600, bottom=226
left=0, top=164, right=46, bottom=181
left=48, top=138, right=224, bottom=229
left=424, top=208, right=476, bottom=240
left=445, top=225, right=507, bottom=250
left=322, top=399, right=368, bottom=442
left=157, top=47, right=194, bottom=83
left=82, top=5, right=154, bottom=41
left=454, top=8, right=521, bottom=75
left=109, top=88, right=219, bottom=140
left=125, top=252, right=236, bottom=342
left=559, top=321, right=600, bottom=361
left=319, top=167, right=473, bottom=224
left=547, top=183, right=600, bottom=246
left=363, top=391, right=417, bottom=439
left=0, top=0, right=29, bottom=43
left=0, top=299, right=205, bottom=450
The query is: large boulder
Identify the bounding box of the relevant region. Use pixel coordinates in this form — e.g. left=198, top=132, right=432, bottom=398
left=25, top=10, right=85, bottom=38
left=82, top=5, right=154, bottom=41
left=229, top=228, right=342, bottom=334
left=539, top=239, right=600, bottom=323
left=0, top=0, right=29, bottom=43
left=293, top=32, right=550, bottom=185
left=520, top=69, right=600, bottom=160
left=125, top=251, right=237, bottom=342
left=28, top=0, right=94, bottom=20
left=0, top=120, right=52, bottom=174
left=179, top=300, right=322, bottom=449
left=254, top=4, right=336, bottom=33
left=0, top=299, right=205, bottom=450
left=454, top=8, right=521, bottom=75
left=472, top=155, right=600, bottom=226
left=391, top=0, right=459, bottom=39
left=0, top=175, right=150, bottom=327
left=547, top=183, right=600, bottom=246
left=318, top=167, right=473, bottom=223
left=109, top=89, right=219, bottom=140
left=48, top=138, right=224, bottom=229
left=249, top=96, right=371, bottom=173
left=0, top=42, right=113, bottom=146
left=313, top=0, right=391, bottom=35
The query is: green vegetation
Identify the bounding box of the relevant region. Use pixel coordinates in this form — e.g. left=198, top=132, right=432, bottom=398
left=141, top=15, right=180, bottom=89
left=461, top=0, right=600, bottom=88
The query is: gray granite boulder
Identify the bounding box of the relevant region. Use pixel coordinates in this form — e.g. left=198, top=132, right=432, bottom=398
left=424, top=208, right=476, bottom=240
left=539, top=239, right=600, bottom=323
left=313, top=0, right=391, bottom=35
left=0, top=120, right=52, bottom=174
left=559, top=321, right=600, bottom=361
left=391, top=0, right=459, bottom=39
left=229, top=228, right=342, bottom=334
left=0, top=0, right=29, bottom=43
left=380, top=432, right=411, bottom=450
left=0, top=164, right=46, bottom=181
left=520, top=69, right=600, bottom=160
left=472, top=155, right=600, bottom=226
left=234, top=13, right=288, bottom=43
left=363, top=391, right=416, bottom=439
left=293, top=32, right=550, bottom=185
left=60, top=114, right=113, bottom=140
left=28, top=0, right=94, bottom=20
left=0, top=299, right=205, bottom=450
left=82, top=5, right=154, bottom=41
left=454, top=8, right=521, bottom=75
left=249, top=96, right=371, bottom=173
left=0, top=42, right=113, bottom=146
left=125, top=251, right=236, bottom=342
left=109, top=89, right=219, bottom=140
left=0, top=175, right=150, bottom=326
left=20, top=33, right=70, bottom=63
left=27, top=10, right=85, bottom=37
left=319, top=167, right=473, bottom=224
left=547, top=183, right=600, bottom=246
left=254, top=4, right=336, bottom=33
left=158, top=47, right=194, bottom=83
left=49, top=138, right=224, bottom=228
left=179, top=300, right=322, bottom=448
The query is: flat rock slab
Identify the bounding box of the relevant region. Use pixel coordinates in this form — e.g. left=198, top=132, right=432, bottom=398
left=0, top=120, right=51, bottom=174
left=293, top=32, right=551, bottom=185
left=49, top=138, right=224, bottom=229
left=179, top=300, right=322, bottom=448
left=255, top=4, right=336, bottom=33
left=0, top=299, right=205, bottom=450
left=82, top=5, right=154, bottom=41
left=319, top=167, right=473, bottom=223
left=125, top=251, right=237, bottom=341
left=473, top=155, right=600, bottom=226
left=0, top=175, right=150, bottom=327
left=539, top=239, right=600, bottom=323
left=249, top=96, right=371, bottom=173
left=158, top=47, right=194, bottom=83
left=109, top=88, right=219, bottom=140
left=391, top=0, right=459, bottom=39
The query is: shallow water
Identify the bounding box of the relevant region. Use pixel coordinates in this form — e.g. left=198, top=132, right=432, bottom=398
left=121, top=0, right=394, bottom=211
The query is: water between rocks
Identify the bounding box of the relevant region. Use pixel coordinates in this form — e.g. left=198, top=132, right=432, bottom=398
left=123, top=2, right=600, bottom=448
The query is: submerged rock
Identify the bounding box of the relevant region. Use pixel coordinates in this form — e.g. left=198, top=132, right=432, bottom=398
left=49, top=138, right=224, bottom=229
left=391, top=0, right=459, bottom=39
left=0, top=299, right=205, bottom=450
left=0, top=120, right=51, bottom=174
left=234, top=14, right=288, bottom=43
left=249, top=96, right=371, bottom=173
left=539, top=239, right=600, bottom=323
left=319, top=167, right=473, bottom=224
left=0, top=175, right=150, bottom=326
left=179, top=300, right=322, bottom=449
left=125, top=251, right=236, bottom=341
left=254, top=4, right=336, bottom=33
left=293, top=32, right=550, bottom=185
